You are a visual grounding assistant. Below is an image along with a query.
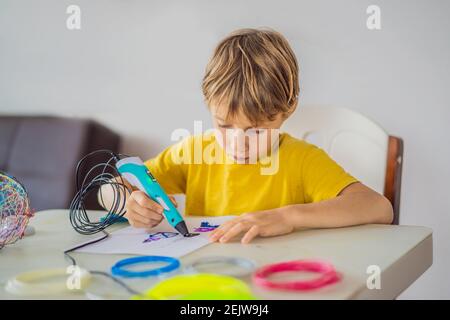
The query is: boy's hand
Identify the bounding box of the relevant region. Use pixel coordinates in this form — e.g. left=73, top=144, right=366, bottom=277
left=208, top=207, right=294, bottom=244
left=125, top=190, right=178, bottom=229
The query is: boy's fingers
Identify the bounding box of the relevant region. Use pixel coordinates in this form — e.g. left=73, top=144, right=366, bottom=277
left=241, top=225, right=260, bottom=244
left=209, top=228, right=226, bottom=242
left=219, top=222, right=248, bottom=243
left=129, top=220, right=148, bottom=228
left=209, top=221, right=236, bottom=241
left=132, top=191, right=164, bottom=214
left=128, top=200, right=162, bottom=221
left=127, top=208, right=163, bottom=228
left=208, top=230, right=220, bottom=242
left=209, top=226, right=221, bottom=237
left=131, top=218, right=160, bottom=229
left=126, top=210, right=151, bottom=226
left=150, top=214, right=164, bottom=224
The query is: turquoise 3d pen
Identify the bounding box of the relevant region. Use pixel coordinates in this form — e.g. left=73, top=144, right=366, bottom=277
left=115, top=156, right=192, bottom=236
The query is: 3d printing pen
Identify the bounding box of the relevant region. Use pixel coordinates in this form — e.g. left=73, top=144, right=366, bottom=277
left=115, top=157, right=192, bottom=237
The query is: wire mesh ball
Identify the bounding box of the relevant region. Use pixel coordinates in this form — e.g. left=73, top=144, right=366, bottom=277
left=0, top=171, right=34, bottom=249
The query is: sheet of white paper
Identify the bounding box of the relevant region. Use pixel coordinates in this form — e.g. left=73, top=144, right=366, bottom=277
left=73, top=216, right=236, bottom=257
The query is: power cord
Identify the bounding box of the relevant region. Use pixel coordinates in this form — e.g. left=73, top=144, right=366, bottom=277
left=67, top=149, right=143, bottom=297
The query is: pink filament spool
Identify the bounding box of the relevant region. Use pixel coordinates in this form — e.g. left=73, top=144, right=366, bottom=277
left=253, top=260, right=341, bottom=291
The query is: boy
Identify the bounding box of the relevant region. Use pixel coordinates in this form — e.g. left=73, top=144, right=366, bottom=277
left=99, top=28, right=393, bottom=244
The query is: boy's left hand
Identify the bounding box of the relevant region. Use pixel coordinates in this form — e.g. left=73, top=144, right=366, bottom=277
left=208, top=207, right=294, bottom=244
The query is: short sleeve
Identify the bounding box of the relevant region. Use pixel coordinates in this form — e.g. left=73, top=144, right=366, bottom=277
left=301, top=145, right=358, bottom=203
left=144, top=136, right=192, bottom=195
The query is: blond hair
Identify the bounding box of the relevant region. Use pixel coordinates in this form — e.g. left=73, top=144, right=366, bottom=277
left=202, top=28, right=299, bottom=124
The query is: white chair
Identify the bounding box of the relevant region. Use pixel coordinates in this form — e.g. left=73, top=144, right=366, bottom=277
left=283, top=105, right=403, bottom=224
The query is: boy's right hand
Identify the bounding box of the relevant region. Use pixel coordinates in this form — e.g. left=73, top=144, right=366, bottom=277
left=125, top=190, right=178, bottom=228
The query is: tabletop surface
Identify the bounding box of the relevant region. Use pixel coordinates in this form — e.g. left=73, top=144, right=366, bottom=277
left=0, top=209, right=433, bottom=300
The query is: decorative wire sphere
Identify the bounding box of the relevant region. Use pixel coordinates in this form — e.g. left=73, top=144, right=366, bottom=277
left=0, top=171, right=34, bottom=249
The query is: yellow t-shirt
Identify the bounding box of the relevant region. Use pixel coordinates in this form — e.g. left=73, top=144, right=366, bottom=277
left=144, top=132, right=357, bottom=216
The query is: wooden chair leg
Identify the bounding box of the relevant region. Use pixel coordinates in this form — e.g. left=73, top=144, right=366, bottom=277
left=384, top=136, right=404, bottom=225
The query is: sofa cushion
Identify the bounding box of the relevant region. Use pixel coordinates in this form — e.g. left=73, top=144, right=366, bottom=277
left=0, top=116, right=121, bottom=211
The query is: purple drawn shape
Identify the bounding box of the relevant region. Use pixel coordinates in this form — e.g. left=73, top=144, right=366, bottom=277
left=194, top=227, right=217, bottom=232
left=193, top=221, right=220, bottom=233
left=143, top=231, right=178, bottom=243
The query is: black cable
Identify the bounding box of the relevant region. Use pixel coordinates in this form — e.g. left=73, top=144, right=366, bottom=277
left=64, top=236, right=142, bottom=297
left=64, top=230, right=110, bottom=266
left=69, top=150, right=132, bottom=235
left=66, top=149, right=143, bottom=297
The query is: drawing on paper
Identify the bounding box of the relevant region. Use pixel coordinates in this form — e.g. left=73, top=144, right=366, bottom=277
left=143, top=231, right=178, bottom=243
left=73, top=216, right=236, bottom=257
left=194, top=221, right=220, bottom=232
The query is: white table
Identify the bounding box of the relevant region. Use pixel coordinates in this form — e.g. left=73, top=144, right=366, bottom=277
left=0, top=209, right=432, bottom=299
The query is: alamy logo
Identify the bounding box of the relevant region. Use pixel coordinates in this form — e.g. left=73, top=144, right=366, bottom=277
left=366, top=5, right=381, bottom=30
left=66, top=265, right=83, bottom=290
left=366, top=265, right=381, bottom=289
left=170, top=121, right=280, bottom=175
left=66, top=5, right=81, bottom=30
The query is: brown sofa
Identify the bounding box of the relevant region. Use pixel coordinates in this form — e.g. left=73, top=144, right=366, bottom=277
left=0, top=116, right=121, bottom=211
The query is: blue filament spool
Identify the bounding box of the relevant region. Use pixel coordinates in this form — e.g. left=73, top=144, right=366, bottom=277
left=111, top=256, right=180, bottom=278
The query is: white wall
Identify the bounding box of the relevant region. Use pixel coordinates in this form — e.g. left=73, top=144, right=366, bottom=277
left=1, top=0, right=449, bottom=299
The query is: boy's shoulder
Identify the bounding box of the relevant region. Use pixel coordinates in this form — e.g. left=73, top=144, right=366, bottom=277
left=280, top=132, right=320, bottom=156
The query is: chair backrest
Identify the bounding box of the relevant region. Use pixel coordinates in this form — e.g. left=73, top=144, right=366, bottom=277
left=283, top=105, right=402, bottom=223
left=0, top=116, right=121, bottom=211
